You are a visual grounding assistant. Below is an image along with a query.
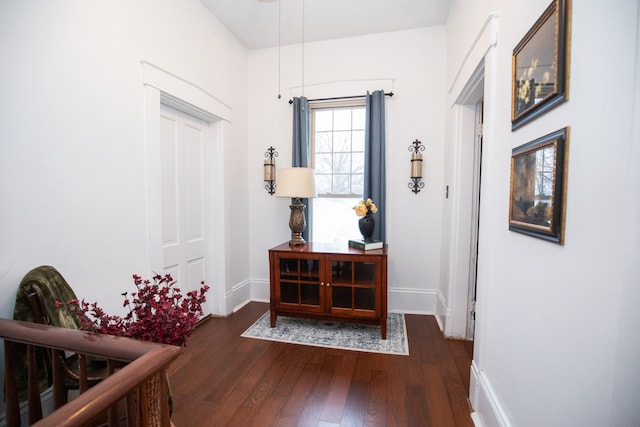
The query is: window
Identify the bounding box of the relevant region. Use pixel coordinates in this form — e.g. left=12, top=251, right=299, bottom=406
left=535, top=145, right=554, bottom=205
left=310, top=100, right=365, bottom=243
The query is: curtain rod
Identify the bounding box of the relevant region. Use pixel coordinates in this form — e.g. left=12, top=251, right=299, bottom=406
left=288, top=92, right=394, bottom=104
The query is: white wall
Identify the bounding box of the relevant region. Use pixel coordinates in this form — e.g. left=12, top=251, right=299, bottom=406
left=446, top=0, right=640, bottom=426
left=0, top=0, right=248, bottom=411
left=246, top=27, right=448, bottom=314
left=4, top=0, right=637, bottom=425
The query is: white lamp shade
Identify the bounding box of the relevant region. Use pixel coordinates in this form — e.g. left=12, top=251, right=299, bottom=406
left=275, top=167, right=317, bottom=198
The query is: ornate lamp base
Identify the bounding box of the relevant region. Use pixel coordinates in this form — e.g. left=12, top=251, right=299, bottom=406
left=288, top=198, right=307, bottom=246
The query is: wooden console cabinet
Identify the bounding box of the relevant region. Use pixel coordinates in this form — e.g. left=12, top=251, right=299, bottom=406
left=268, top=242, right=388, bottom=339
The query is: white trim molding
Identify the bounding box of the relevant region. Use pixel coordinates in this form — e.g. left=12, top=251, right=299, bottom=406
left=387, top=287, right=440, bottom=316
left=226, top=278, right=272, bottom=315
left=140, top=61, right=232, bottom=122
left=250, top=278, right=270, bottom=303
left=0, top=388, right=55, bottom=426
left=449, top=12, right=498, bottom=101
left=225, top=279, right=253, bottom=314
left=470, top=361, right=512, bottom=427
left=140, top=60, right=230, bottom=316
left=436, top=290, right=450, bottom=335
left=244, top=285, right=443, bottom=322
left=441, top=12, right=499, bottom=340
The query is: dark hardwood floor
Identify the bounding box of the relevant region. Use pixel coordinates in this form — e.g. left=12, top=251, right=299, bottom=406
left=167, top=302, right=474, bottom=427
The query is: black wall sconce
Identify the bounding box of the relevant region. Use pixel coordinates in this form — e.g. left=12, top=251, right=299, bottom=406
left=264, top=146, right=278, bottom=195
left=408, top=139, right=424, bottom=194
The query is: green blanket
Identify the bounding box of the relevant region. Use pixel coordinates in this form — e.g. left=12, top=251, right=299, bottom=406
left=11, top=265, right=82, bottom=401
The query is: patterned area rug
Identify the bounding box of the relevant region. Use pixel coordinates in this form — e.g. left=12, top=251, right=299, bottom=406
left=241, top=311, right=409, bottom=355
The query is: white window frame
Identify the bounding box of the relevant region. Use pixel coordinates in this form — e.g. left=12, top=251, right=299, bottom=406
left=309, top=99, right=366, bottom=243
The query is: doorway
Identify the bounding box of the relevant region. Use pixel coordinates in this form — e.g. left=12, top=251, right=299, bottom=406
left=141, top=61, right=231, bottom=316
left=466, top=101, right=483, bottom=339
left=444, top=60, right=485, bottom=341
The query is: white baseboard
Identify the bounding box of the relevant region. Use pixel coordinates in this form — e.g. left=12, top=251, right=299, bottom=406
left=436, top=290, right=449, bottom=334
left=387, top=287, right=439, bottom=315
left=224, top=279, right=269, bottom=315
left=250, top=279, right=270, bottom=302
left=469, top=361, right=512, bottom=427
left=0, top=387, right=54, bottom=425
left=233, top=280, right=443, bottom=324
left=224, top=279, right=252, bottom=315
left=471, top=411, right=484, bottom=427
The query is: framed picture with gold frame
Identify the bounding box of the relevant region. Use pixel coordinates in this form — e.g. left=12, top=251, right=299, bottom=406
left=509, top=127, right=569, bottom=244
left=511, top=0, right=570, bottom=130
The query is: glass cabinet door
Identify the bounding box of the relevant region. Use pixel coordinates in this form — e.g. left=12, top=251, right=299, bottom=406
left=328, top=257, right=379, bottom=315
left=353, top=261, right=376, bottom=310
left=276, top=255, right=323, bottom=311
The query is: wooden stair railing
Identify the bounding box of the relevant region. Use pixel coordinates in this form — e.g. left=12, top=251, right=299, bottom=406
left=0, top=318, right=181, bottom=427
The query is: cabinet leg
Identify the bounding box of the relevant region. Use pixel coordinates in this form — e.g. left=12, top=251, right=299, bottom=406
left=381, top=319, right=387, bottom=340
left=270, top=311, right=276, bottom=328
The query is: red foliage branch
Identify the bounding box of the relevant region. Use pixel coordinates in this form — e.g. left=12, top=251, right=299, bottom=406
left=58, top=273, right=209, bottom=347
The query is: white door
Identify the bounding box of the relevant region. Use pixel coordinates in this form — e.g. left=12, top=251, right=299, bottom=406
left=159, top=105, right=210, bottom=294
left=466, top=101, right=483, bottom=340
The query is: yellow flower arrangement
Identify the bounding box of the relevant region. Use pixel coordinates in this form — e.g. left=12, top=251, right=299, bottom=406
left=353, top=198, right=378, bottom=217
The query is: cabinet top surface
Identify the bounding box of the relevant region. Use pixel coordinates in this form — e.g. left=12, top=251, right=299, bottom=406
left=269, top=241, right=387, bottom=256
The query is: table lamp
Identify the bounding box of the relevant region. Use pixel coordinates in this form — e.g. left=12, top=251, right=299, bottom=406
left=275, top=167, right=317, bottom=246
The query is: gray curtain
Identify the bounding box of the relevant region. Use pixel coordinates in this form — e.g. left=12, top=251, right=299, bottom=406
left=364, top=90, right=386, bottom=242
left=291, top=96, right=311, bottom=241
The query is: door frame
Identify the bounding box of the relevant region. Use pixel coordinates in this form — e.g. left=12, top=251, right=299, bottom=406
left=466, top=101, right=483, bottom=339
left=443, top=60, right=485, bottom=340
left=141, top=61, right=231, bottom=316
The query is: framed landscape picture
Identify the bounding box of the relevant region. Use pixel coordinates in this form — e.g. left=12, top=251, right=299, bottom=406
left=509, top=127, right=569, bottom=244
left=511, top=0, right=570, bottom=130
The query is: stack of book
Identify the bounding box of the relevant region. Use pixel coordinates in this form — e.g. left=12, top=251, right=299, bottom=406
left=348, top=239, right=383, bottom=250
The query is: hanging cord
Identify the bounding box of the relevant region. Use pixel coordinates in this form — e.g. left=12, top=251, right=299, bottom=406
left=277, top=0, right=281, bottom=99
left=302, top=0, right=305, bottom=97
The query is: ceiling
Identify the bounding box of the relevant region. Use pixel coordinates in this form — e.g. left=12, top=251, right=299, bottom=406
left=200, top=0, right=451, bottom=50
